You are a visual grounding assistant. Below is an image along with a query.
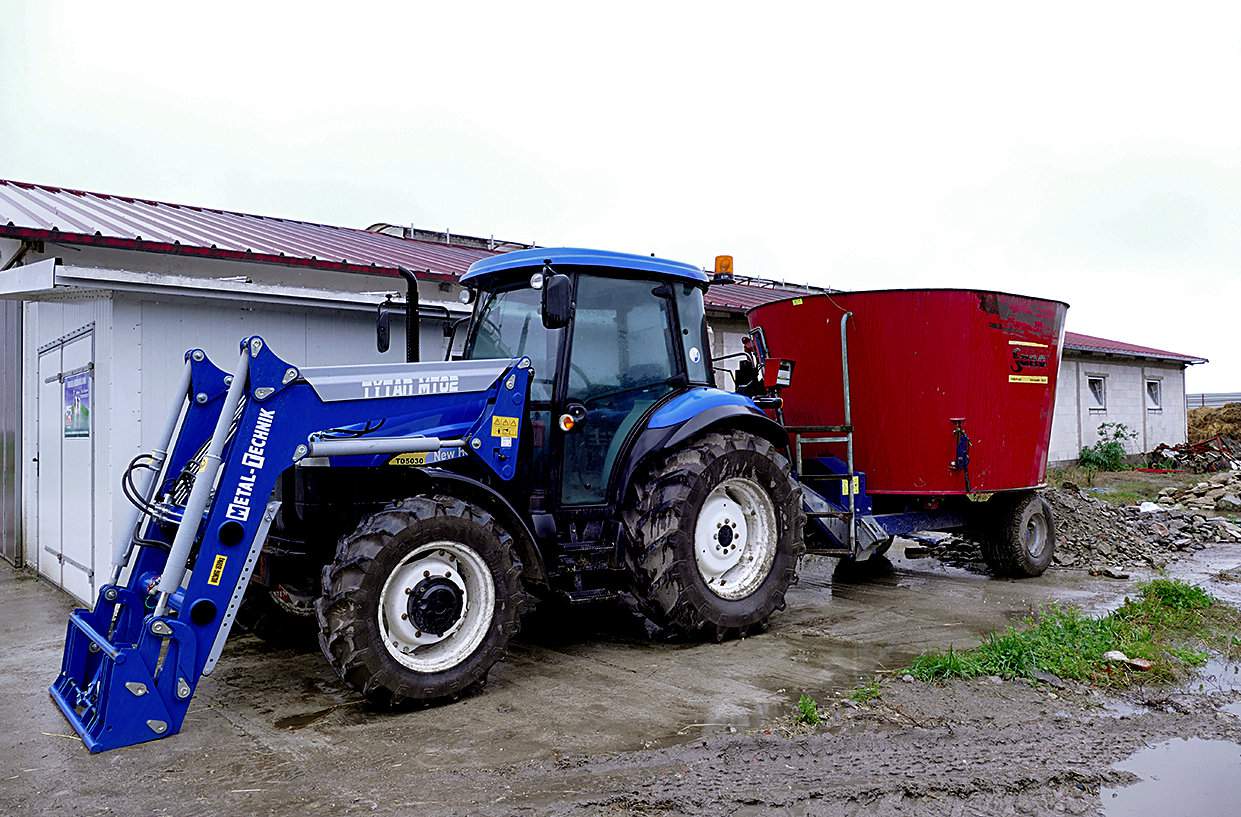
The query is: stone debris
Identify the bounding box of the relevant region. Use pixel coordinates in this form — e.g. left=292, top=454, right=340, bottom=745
left=1101, top=650, right=1153, bottom=671
left=916, top=476, right=1241, bottom=573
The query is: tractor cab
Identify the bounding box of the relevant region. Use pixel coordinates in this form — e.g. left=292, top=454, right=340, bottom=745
left=458, top=248, right=714, bottom=509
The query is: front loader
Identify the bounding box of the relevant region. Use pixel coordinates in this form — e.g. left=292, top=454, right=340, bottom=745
left=52, top=247, right=807, bottom=752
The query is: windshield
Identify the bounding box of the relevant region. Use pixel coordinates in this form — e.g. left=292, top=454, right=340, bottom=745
left=466, top=286, right=558, bottom=401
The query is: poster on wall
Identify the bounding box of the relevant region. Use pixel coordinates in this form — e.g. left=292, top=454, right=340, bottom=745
left=63, top=372, right=92, bottom=439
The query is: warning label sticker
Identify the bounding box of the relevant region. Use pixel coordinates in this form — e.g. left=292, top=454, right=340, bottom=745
left=491, top=416, right=519, bottom=438
left=207, top=555, right=228, bottom=586
left=1009, top=375, right=1049, bottom=384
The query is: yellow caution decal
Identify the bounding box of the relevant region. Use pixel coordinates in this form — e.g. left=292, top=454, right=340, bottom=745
left=1009, top=374, right=1049, bottom=384
left=1007, top=340, right=1049, bottom=348
left=491, top=416, right=519, bottom=438
left=207, top=555, right=228, bottom=586
left=791, top=298, right=804, bottom=306
left=388, top=452, right=428, bottom=466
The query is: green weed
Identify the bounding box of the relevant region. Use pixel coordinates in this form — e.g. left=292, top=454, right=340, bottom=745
left=902, top=580, right=1236, bottom=688
left=795, top=693, right=821, bottom=726
left=849, top=678, right=881, bottom=704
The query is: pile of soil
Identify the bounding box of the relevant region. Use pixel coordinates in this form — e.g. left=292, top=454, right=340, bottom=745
left=1190, top=402, right=1241, bottom=443
left=918, top=485, right=1241, bottom=572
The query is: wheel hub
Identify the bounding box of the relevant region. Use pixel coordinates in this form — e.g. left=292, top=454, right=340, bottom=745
left=378, top=541, right=497, bottom=674
left=693, top=477, right=779, bottom=600
left=407, top=576, right=464, bottom=636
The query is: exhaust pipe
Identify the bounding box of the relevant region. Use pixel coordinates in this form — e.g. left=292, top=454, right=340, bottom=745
left=397, top=266, right=419, bottom=363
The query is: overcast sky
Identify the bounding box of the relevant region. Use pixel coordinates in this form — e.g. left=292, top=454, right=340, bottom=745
left=2, top=2, right=1237, bottom=391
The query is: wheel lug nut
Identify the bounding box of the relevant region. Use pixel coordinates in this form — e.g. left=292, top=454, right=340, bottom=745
left=405, top=587, right=413, bottom=594
left=423, top=570, right=430, bottom=578
left=415, top=630, right=422, bottom=638
left=401, top=613, right=408, bottom=620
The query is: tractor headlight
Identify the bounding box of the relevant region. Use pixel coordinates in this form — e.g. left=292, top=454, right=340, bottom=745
left=529, top=271, right=545, bottom=290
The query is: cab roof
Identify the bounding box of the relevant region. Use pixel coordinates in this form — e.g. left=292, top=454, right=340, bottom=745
left=462, top=247, right=709, bottom=285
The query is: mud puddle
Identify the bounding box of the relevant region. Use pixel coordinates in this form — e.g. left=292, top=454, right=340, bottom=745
left=1102, top=738, right=1241, bottom=816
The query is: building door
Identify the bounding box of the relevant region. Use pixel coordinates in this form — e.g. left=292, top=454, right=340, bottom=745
left=36, top=325, right=95, bottom=602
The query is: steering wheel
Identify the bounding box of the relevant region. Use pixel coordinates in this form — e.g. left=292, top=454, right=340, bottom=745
left=569, top=362, right=596, bottom=392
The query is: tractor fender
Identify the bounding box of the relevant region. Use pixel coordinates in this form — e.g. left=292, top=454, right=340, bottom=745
left=613, top=389, right=788, bottom=504
left=418, top=468, right=547, bottom=586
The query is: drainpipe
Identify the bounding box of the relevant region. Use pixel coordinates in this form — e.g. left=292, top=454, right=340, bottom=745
left=397, top=266, right=419, bottom=363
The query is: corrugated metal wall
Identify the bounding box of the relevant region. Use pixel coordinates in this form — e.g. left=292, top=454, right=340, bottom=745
left=0, top=299, right=20, bottom=565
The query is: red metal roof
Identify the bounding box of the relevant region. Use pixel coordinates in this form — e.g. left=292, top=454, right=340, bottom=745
left=0, top=179, right=497, bottom=283
left=0, top=178, right=1205, bottom=366
left=1063, top=331, right=1205, bottom=364
left=703, top=280, right=816, bottom=312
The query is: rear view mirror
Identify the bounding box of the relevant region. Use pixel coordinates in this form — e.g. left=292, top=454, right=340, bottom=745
left=376, top=298, right=392, bottom=353
left=541, top=273, right=573, bottom=329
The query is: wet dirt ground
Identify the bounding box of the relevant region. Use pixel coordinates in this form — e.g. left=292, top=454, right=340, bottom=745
left=4, top=542, right=1240, bottom=816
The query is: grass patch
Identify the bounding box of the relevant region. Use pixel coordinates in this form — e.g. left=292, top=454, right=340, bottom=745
left=902, top=579, right=1239, bottom=687
left=795, top=693, right=821, bottom=726
left=849, top=678, right=881, bottom=704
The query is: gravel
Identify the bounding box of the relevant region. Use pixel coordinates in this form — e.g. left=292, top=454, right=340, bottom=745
left=916, top=475, right=1241, bottom=573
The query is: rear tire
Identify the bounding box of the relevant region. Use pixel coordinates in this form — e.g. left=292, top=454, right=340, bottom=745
left=980, top=492, right=1056, bottom=578
left=623, top=431, right=804, bottom=639
left=316, top=495, right=524, bottom=706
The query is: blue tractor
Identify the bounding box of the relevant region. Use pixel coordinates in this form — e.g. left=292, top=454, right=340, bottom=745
left=52, top=247, right=806, bottom=751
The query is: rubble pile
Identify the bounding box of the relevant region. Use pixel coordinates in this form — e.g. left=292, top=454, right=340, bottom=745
left=1149, top=435, right=1241, bottom=473
left=912, top=478, right=1241, bottom=573
left=1044, top=484, right=1241, bottom=569
left=1155, top=470, right=1241, bottom=513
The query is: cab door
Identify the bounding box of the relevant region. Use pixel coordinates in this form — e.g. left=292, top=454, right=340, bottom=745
left=559, top=276, right=681, bottom=505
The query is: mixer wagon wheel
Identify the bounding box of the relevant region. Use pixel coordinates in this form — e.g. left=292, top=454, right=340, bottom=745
left=980, top=491, right=1056, bottom=578
left=623, top=431, right=805, bottom=640
left=316, top=494, right=526, bottom=706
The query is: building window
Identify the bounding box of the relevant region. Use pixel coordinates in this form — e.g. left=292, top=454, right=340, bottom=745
left=1087, top=375, right=1106, bottom=410
left=1146, top=378, right=1162, bottom=411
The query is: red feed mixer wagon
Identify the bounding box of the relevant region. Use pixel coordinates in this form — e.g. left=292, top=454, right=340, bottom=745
left=745, top=288, right=1068, bottom=576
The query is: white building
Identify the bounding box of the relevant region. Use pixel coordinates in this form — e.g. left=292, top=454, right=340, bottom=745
left=1048, top=332, right=1206, bottom=465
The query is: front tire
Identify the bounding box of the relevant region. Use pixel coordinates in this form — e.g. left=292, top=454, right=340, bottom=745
left=316, top=495, right=524, bottom=706
left=623, top=431, right=805, bottom=639
left=980, top=491, right=1056, bottom=578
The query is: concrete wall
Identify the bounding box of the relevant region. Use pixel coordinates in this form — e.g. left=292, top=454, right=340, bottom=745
left=0, top=298, right=20, bottom=565
left=1048, top=354, right=1188, bottom=465
left=706, top=314, right=750, bottom=389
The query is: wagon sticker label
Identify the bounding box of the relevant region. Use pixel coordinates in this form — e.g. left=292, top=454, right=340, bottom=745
left=207, top=555, right=228, bottom=586
left=1007, top=339, right=1050, bottom=384
left=491, top=416, right=519, bottom=438
left=63, top=372, right=91, bottom=438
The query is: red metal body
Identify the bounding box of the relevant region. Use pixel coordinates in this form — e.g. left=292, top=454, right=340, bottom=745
left=748, top=289, right=1068, bottom=495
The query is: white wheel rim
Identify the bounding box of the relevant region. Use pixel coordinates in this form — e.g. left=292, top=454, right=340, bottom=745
left=377, top=540, right=495, bottom=673
left=693, top=477, right=779, bottom=600
left=1024, top=513, right=1049, bottom=560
